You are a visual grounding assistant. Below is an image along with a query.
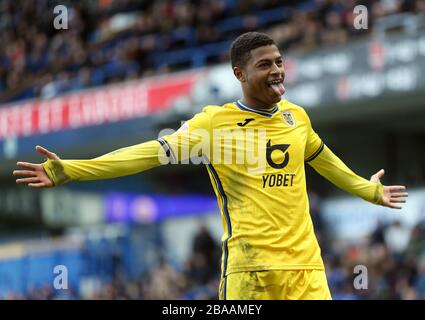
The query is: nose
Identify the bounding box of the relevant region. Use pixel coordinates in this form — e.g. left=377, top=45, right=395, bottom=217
left=270, top=63, right=281, bottom=75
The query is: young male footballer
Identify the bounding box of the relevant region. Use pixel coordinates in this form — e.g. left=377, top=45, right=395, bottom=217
left=13, top=32, right=408, bottom=300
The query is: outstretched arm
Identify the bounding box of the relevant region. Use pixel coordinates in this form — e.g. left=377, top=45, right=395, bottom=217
left=307, top=145, right=408, bottom=209
left=13, top=141, right=168, bottom=188
left=13, top=107, right=213, bottom=188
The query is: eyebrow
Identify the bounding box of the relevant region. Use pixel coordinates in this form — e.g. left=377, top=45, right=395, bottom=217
left=255, top=56, right=283, bottom=65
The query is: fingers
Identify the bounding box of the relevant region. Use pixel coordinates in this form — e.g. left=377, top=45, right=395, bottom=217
left=389, top=190, right=408, bottom=205
left=35, top=145, right=59, bottom=160
left=390, top=192, right=409, bottom=198
left=383, top=187, right=408, bottom=208
left=35, top=145, right=51, bottom=157
left=16, top=161, right=38, bottom=170
left=376, top=169, right=385, bottom=178
left=387, top=185, right=406, bottom=192
left=16, top=177, right=40, bottom=185
left=370, top=169, right=385, bottom=183
left=28, top=182, right=48, bottom=188
left=384, top=186, right=408, bottom=203
left=13, top=169, right=44, bottom=185
left=390, top=198, right=407, bottom=203
left=387, top=203, right=402, bottom=210
left=13, top=170, right=37, bottom=177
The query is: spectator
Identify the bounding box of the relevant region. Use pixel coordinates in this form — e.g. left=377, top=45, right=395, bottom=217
left=1, top=0, right=422, bottom=104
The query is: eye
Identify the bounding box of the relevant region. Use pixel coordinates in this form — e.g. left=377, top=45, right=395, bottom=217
left=259, top=63, right=269, bottom=68
left=276, top=60, right=283, bottom=66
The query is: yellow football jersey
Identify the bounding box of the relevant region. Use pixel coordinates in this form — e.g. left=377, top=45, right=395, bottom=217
left=43, top=99, right=383, bottom=277
left=160, top=99, right=326, bottom=275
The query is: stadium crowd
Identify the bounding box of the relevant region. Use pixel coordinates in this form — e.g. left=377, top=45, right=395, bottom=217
left=1, top=0, right=425, bottom=103
left=310, top=192, right=425, bottom=300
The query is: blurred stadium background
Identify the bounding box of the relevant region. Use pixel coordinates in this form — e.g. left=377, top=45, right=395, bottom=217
left=0, top=0, right=425, bottom=300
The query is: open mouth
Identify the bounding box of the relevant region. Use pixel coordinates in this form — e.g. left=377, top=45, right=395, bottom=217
left=267, top=79, right=285, bottom=96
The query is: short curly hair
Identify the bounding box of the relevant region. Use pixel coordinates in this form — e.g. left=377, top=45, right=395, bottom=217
left=230, top=32, right=277, bottom=69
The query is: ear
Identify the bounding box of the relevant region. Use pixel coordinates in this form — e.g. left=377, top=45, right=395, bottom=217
left=233, top=67, right=246, bottom=82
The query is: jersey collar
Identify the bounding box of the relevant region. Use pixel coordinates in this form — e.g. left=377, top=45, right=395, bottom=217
left=235, top=100, right=279, bottom=118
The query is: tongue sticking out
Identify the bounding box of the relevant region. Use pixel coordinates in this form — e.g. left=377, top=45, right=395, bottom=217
left=270, top=83, right=286, bottom=96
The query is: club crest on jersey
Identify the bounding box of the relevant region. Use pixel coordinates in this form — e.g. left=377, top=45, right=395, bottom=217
left=281, top=111, right=296, bottom=127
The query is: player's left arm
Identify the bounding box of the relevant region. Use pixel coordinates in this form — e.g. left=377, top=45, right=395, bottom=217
left=307, top=146, right=408, bottom=209
left=300, top=106, right=407, bottom=209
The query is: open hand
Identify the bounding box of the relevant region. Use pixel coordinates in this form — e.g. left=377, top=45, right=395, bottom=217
left=370, top=169, right=408, bottom=209
left=13, top=146, right=59, bottom=188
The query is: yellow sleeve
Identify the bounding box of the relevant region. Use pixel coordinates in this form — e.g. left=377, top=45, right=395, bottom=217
left=301, top=107, right=324, bottom=162
left=42, top=107, right=213, bottom=186
left=42, top=140, right=168, bottom=186
left=307, top=145, right=383, bottom=205
left=159, top=107, right=212, bottom=163
left=299, top=106, right=383, bottom=204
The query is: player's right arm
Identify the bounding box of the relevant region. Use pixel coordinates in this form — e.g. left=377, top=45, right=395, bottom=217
left=13, top=141, right=168, bottom=188
left=13, top=108, right=213, bottom=188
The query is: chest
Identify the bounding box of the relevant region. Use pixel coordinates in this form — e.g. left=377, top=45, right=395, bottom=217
left=210, top=112, right=308, bottom=169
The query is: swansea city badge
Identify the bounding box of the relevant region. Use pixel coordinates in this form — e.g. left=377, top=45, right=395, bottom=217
left=282, top=111, right=296, bottom=127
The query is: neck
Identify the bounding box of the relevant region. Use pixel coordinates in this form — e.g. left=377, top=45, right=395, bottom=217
left=241, top=96, right=277, bottom=110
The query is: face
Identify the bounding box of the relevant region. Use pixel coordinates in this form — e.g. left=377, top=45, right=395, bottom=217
left=234, top=45, right=285, bottom=108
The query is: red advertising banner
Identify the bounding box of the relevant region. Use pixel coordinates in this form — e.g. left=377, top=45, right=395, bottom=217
left=0, top=71, right=201, bottom=141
